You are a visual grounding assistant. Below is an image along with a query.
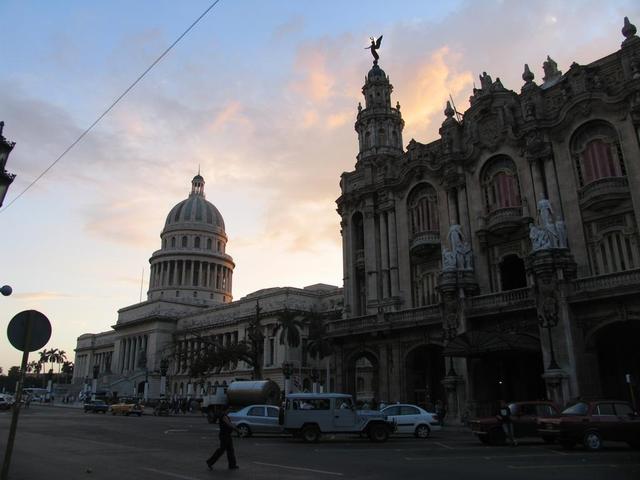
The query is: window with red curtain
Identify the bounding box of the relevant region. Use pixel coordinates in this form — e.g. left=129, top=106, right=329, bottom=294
left=487, top=171, right=520, bottom=211
left=580, top=139, right=619, bottom=185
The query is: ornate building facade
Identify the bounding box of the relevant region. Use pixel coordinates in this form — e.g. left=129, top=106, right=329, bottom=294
left=75, top=18, right=640, bottom=419
left=333, top=17, right=640, bottom=418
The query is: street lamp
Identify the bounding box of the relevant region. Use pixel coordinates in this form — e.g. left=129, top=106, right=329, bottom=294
left=282, top=361, right=294, bottom=395
left=538, top=294, right=561, bottom=370
left=0, top=121, right=17, bottom=208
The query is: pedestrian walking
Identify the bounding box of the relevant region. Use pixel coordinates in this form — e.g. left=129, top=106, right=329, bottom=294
left=496, top=400, right=517, bottom=446
left=206, top=405, right=240, bottom=470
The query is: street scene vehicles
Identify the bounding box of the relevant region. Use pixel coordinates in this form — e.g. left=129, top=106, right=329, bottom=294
left=202, top=380, right=281, bottom=423
left=0, top=394, right=14, bottom=410
left=229, top=404, right=283, bottom=437
left=380, top=404, right=441, bottom=438
left=83, top=400, right=109, bottom=413
left=469, top=401, right=560, bottom=445
left=109, top=401, right=143, bottom=416
left=281, top=393, right=396, bottom=443
left=537, top=400, right=640, bottom=450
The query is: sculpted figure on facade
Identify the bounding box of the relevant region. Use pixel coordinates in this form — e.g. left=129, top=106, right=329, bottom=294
left=442, top=224, right=473, bottom=271
left=529, top=199, right=568, bottom=251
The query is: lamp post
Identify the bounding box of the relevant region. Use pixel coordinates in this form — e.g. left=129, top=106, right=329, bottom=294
left=282, top=361, right=294, bottom=396
left=538, top=294, right=561, bottom=370
left=0, top=121, right=17, bottom=208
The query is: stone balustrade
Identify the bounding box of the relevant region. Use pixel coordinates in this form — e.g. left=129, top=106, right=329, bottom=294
left=327, top=304, right=441, bottom=336
left=467, top=286, right=534, bottom=316
left=572, top=268, right=640, bottom=294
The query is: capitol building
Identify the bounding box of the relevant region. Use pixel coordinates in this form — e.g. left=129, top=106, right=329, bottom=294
left=74, top=18, right=640, bottom=419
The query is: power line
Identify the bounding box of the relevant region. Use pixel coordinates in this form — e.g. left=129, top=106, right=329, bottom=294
left=0, top=0, right=223, bottom=214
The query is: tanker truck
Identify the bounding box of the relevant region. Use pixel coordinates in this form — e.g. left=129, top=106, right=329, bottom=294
left=202, top=380, right=281, bottom=423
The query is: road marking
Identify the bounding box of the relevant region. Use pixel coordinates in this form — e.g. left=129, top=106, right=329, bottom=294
left=405, top=453, right=563, bottom=461
left=141, top=467, right=204, bottom=479
left=434, top=441, right=454, bottom=449
left=507, top=464, right=638, bottom=469
left=253, top=461, right=344, bottom=476
left=164, top=429, right=188, bottom=434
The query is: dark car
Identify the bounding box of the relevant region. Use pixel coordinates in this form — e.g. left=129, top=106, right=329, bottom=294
left=84, top=400, right=109, bottom=413
left=537, top=400, right=640, bottom=451
left=469, top=401, right=560, bottom=445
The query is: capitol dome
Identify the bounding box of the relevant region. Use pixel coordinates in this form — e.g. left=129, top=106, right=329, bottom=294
left=147, top=173, right=235, bottom=306
left=163, top=175, right=225, bottom=234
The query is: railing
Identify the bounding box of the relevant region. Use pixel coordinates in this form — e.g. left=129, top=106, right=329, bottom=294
left=578, top=176, right=629, bottom=201
left=467, top=287, right=534, bottom=313
left=573, top=268, right=640, bottom=293
left=326, top=304, right=441, bottom=335
left=484, top=206, right=524, bottom=230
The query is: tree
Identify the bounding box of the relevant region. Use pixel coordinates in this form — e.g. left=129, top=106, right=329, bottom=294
left=61, top=361, right=74, bottom=383
left=38, top=349, right=50, bottom=387
left=56, top=350, right=68, bottom=374
left=305, top=311, right=334, bottom=391
left=275, top=309, right=305, bottom=360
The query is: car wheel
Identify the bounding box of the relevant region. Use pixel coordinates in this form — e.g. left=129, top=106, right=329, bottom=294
left=237, top=424, right=251, bottom=438
left=301, top=425, right=321, bottom=443
left=488, top=428, right=505, bottom=446
left=368, top=424, right=389, bottom=443
left=415, top=424, right=431, bottom=439
left=583, top=431, right=603, bottom=451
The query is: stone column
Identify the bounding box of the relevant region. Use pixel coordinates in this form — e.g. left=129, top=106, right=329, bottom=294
left=387, top=210, right=400, bottom=298
left=529, top=159, right=546, bottom=205
left=341, top=218, right=353, bottom=316
left=363, top=207, right=379, bottom=309
left=447, top=189, right=458, bottom=224
left=379, top=211, right=390, bottom=300
left=457, top=186, right=470, bottom=235
left=181, top=261, right=186, bottom=286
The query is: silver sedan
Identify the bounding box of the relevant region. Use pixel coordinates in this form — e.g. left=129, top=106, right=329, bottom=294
left=228, top=404, right=283, bottom=437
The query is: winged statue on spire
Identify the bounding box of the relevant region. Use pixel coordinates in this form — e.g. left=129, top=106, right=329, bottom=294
left=366, top=35, right=383, bottom=65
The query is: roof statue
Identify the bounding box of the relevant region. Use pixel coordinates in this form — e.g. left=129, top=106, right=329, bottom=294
left=366, top=35, right=383, bottom=65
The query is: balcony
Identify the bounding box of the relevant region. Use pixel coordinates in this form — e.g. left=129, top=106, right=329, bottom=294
left=479, top=206, right=530, bottom=237
left=571, top=268, right=640, bottom=301
left=326, top=305, right=441, bottom=337
left=409, top=230, right=440, bottom=258
left=466, top=287, right=535, bottom=317
left=578, top=176, right=629, bottom=211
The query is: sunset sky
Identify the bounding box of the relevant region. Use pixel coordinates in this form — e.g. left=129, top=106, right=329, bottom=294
left=1, top=0, right=638, bottom=371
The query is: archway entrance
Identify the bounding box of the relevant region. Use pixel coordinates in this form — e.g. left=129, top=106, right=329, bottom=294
left=469, top=350, right=544, bottom=417
left=346, top=352, right=379, bottom=404
left=499, top=255, right=527, bottom=291
left=595, top=321, right=640, bottom=402
left=405, top=345, right=445, bottom=409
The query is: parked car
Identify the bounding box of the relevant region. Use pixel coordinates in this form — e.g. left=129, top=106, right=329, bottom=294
left=469, top=401, right=560, bottom=445
left=380, top=404, right=441, bottom=438
left=281, top=393, right=395, bottom=443
left=84, top=400, right=109, bottom=413
left=537, top=400, right=640, bottom=450
left=228, top=404, right=283, bottom=437
left=109, top=401, right=143, bottom=416
left=0, top=395, right=14, bottom=410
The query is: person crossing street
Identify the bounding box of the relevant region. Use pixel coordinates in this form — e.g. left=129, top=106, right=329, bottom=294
left=206, top=405, right=240, bottom=471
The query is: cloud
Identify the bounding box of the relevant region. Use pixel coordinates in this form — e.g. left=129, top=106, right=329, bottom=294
left=11, top=291, right=74, bottom=301
left=272, top=14, right=305, bottom=42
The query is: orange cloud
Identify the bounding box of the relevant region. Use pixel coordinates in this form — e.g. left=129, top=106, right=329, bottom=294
left=399, top=46, right=473, bottom=140
left=291, top=50, right=335, bottom=103
left=327, top=111, right=351, bottom=129
left=208, top=101, right=251, bottom=131
left=12, top=291, right=74, bottom=301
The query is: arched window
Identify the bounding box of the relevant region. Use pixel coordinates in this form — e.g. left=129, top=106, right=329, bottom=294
left=481, top=156, right=521, bottom=213
left=171, top=237, right=176, bottom=248
left=194, top=237, right=201, bottom=249
left=181, top=236, right=188, bottom=248
left=378, top=128, right=386, bottom=146
left=207, top=238, right=212, bottom=250
left=407, top=183, right=439, bottom=236
left=571, top=121, right=625, bottom=188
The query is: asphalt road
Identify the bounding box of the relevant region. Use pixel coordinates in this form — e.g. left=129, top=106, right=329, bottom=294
left=1, top=405, right=639, bottom=480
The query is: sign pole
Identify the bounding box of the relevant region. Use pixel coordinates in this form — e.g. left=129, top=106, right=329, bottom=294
left=1, top=315, right=32, bottom=480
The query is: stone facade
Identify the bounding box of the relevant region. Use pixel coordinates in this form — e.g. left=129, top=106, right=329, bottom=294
left=334, top=18, right=640, bottom=418
left=75, top=18, right=640, bottom=418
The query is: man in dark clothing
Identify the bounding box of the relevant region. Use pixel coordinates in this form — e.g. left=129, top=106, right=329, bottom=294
left=206, top=405, right=240, bottom=470
left=496, top=400, right=517, bottom=446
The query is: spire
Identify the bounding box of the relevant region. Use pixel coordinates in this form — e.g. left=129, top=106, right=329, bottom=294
left=622, top=16, right=637, bottom=41
left=522, top=64, right=534, bottom=83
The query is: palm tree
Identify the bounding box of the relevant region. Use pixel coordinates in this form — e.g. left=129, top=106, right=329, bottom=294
left=61, top=362, right=74, bottom=384
left=38, top=349, right=50, bottom=387
left=56, top=350, right=67, bottom=374
left=305, top=312, right=334, bottom=392
left=275, top=309, right=305, bottom=358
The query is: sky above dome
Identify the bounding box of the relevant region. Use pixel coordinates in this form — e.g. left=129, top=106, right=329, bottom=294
left=1, top=0, right=638, bottom=371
